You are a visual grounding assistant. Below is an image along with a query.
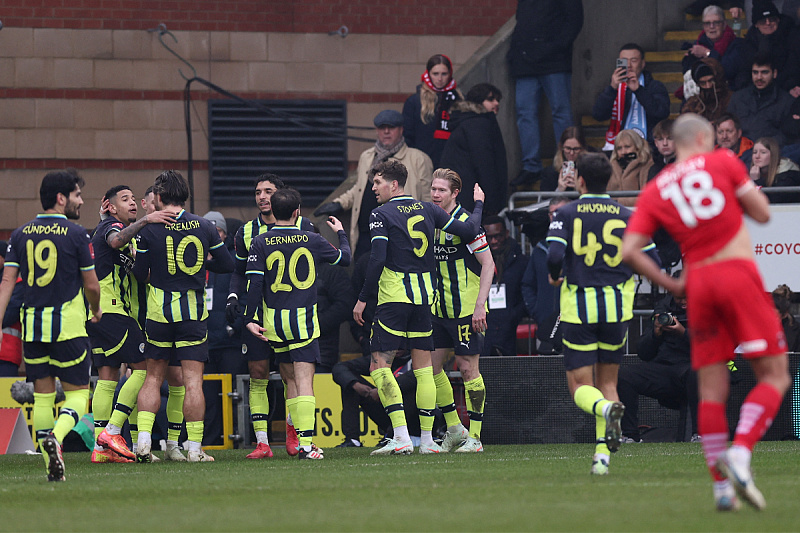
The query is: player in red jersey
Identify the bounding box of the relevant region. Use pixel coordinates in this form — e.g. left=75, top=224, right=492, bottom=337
left=622, top=114, right=790, bottom=512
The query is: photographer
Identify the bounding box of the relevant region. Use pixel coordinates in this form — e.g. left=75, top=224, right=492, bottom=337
left=617, top=290, right=699, bottom=442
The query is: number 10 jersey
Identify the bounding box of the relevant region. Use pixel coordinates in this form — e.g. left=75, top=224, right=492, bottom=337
left=134, top=209, right=225, bottom=323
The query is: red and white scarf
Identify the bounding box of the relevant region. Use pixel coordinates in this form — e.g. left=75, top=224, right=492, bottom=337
left=603, top=82, right=626, bottom=151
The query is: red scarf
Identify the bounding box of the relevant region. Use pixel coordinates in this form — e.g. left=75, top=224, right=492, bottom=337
left=603, top=82, right=626, bottom=150
left=421, top=64, right=457, bottom=93
left=698, top=25, right=736, bottom=56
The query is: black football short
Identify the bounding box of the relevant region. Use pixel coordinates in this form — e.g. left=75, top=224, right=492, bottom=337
left=561, top=321, right=628, bottom=371
left=24, top=337, right=92, bottom=386
left=87, top=313, right=145, bottom=368
left=370, top=302, right=433, bottom=352
left=431, top=315, right=484, bottom=356
left=145, top=319, right=208, bottom=363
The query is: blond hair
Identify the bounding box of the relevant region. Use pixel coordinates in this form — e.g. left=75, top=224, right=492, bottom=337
left=610, top=129, right=652, bottom=163
left=432, top=168, right=462, bottom=193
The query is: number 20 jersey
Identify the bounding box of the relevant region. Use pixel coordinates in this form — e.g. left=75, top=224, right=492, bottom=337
left=628, top=149, right=751, bottom=266
left=5, top=214, right=95, bottom=342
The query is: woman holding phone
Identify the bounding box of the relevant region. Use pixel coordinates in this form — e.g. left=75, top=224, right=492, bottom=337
left=540, top=126, right=589, bottom=192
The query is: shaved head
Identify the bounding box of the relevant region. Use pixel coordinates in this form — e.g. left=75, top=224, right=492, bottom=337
left=673, top=113, right=714, bottom=159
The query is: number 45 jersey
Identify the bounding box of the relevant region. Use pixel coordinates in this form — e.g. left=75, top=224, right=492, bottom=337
left=628, top=149, right=750, bottom=266
left=547, top=195, right=655, bottom=325
left=5, top=214, right=95, bottom=342
left=134, top=209, right=226, bottom=323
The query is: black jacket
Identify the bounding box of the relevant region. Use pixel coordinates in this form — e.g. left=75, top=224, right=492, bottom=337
left=316, top=262, right=355, bottom=371
left=439, top=101, right=508, bottom=215
left=591, top=70, right=671, bottom=143
left=483, top=240, right=528, bottom=356
left=207, top=243, right=242, bottom=350
left=507, top=0, right=584, bottom=78
left=637, top=295, right=690, bottom=368
left=727, top=82, right=795, bottom=146
left=741, top=15, right=800, bottom=92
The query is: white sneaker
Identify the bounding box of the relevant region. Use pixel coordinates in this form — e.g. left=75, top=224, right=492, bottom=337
left=604, top=402, right=625, bottom=453
left=187, top=449, right=215, bottom=462
left=590, top=453, right=609, bottom=475
left=164, top=444, right=187, bottom=462
left=454, top=437, right=484, bottom=453
left=418, top=441, right=443, bottom=454
left=716, top=449, right=765, bottom=510
left=441, top=425, right=469, bottom=452
left=370, top=437, right=413, bottom=456
left=714, top=482, right=742, bottom=512
left=136, top=440, right=152, bottom=463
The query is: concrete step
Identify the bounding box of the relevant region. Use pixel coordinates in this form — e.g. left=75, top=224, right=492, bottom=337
left=652, top=71, right=684, bottom=84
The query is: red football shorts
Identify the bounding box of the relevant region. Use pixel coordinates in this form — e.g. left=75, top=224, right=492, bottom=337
left=687, top=259, right=786, bottom=370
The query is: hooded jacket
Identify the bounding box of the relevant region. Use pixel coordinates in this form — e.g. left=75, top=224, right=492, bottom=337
left=682, top=58, right=732, bottom=122
left=439, top=100, right=508, bottom=215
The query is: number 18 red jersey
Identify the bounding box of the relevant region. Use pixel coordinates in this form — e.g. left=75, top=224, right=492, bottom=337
left=627, top=149, right=754, bottom=265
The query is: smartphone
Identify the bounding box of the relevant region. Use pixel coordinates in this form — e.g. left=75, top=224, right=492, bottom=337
left=563, top=160, right=575, bottom=177
left=616, top=57, right=628, bottom=77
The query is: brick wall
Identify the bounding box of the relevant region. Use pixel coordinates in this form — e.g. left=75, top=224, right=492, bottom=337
left=4, top=0, right=516, bottom=35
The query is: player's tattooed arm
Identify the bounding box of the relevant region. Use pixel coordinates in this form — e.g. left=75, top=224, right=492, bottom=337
left=107, top=210, right=177, bottom=250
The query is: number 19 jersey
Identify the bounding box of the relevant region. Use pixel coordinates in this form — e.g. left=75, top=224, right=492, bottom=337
left=628, top=149, right=750, bottom=266
left=5, top=214, right=95, bottom=342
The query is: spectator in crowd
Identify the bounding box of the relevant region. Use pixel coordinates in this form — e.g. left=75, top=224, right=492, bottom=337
left=607, top=129, right=654, bottom=206
left=682, top=58, right=733, bottom=122
left=202, top=212, right=246, bottom=446
left=726, top=53, right=794, bottom=146
left=592, top=43, right=671, bottom=148
left=715, top=112, right=754, bottom=166
left=772, top=285, right=800, bottom=352
left=540, top=126, right=589, bottom=192
left=507, top=0, right=584, bottom=188
left=331, top=352, right=417, bottom=448
left=682, top=5, right=748, bottom=91
left=749, top=137, right=800, bottom=202
left=782, top=96, right=800, bottom=152
left=647, top=119, right=677, bottom=182
left=482, top=216, right=528, bottom=356
left=315, top=110, right=432, bottom=260
left=0, top=242, right=23, bottom=377
left=348, top=253, right=374, bottom=358
left=402, top=54, right=463, bottom=167
left=741, top=1, right=800, bottom=96
left=521, top=197, right=571, bottom=354
left=316, top=260, right=355, bottom=373
left=439, top=83, right=509, bottom=215
left=618, top=292, right=699, bottom=443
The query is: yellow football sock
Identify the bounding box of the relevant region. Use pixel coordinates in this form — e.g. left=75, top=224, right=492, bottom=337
left=109, top=369, right=145, bottom=428
left=370, top=367, right=407, bottom=429
left=434, top=370, right=461, bottom=428
left=249, top=378, right=270, bottom=434
left=186, top=420, right=204, bottom=445
left=464, top=375, right=486, bottom=440
left=414, top=367, right=436, bottom=432
left=93, top=380, right=117, bottom=439
left=294, top=395, right=316, bottom=447
left=167, top=385, right=185, bottom=442
left=52, top=389, right=90, bottom=443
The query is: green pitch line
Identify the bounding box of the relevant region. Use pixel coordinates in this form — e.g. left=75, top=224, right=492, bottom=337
left=1, top=442, right=798, bottom=532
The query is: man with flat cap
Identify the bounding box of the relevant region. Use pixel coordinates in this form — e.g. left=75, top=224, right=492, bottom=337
left=315, top=109, right=433, bottom=260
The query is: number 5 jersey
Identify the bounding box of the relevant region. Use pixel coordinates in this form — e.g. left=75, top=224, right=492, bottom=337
left=5, top=214, right=95, bottom=342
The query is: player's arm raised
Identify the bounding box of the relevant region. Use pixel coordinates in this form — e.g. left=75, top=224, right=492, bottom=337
left=325, top=216, right=352, bottom=267
left=106, top=210, right=177, bottom=250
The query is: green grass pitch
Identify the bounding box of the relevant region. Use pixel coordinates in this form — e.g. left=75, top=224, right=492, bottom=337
left=1, top=441, right=799, bottom=532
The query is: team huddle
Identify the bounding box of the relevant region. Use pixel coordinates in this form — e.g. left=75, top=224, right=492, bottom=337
left=0, top=114, right=789, bottom=513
